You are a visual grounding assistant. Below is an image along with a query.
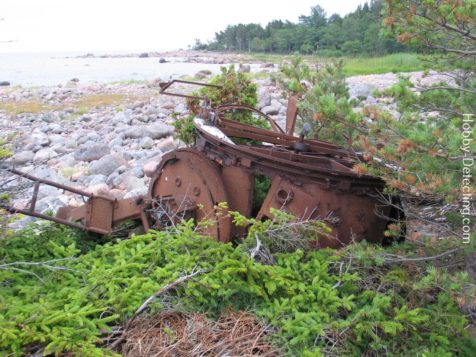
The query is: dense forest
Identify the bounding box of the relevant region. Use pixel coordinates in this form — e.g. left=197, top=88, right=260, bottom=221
left=193, top=0, right=409, bottom=56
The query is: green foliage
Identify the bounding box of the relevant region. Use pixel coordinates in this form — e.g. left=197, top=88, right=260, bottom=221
left=175, top=65, right=262, bottom=145
left=193, top=65, right=258, bottom=109
left=0, top=138, right=12, bottom=159
left=252, top=174, right=271, bottom=215
left=199, top=1, right=408, bottom=56
left=384, top=0, right=475, bottom=70
left=231, top=208, right=332, bottom=254
left=172, top=114, right=196, bottom=145
left=278, top=55, right=314, bottom=94
left=1, top=219, right=474, bottom=356
left=278, top=53, right=474, bottom=202
left=280, top=58, right=358, bottom=143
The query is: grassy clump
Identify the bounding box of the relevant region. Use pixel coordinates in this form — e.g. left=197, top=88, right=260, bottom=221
left=70, top=93, right=132, bottom=113
left=0, top=216, right=474, bottom=356
left=0, top=100, right=60, bottom=114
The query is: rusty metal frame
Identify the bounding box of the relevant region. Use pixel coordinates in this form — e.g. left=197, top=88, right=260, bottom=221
left=3, top=168, right=142, bottom=235
left=2, top=86, right=401, bottom=246
left=159, top=79, right=222, bottom=101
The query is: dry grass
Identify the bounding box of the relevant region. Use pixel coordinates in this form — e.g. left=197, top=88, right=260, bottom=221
left=0, top=100, right=59, bottom=114
left=69, top=93, right=149, bottom=113
left=71, top=94, right=127, bottom=109
left=114, top=311, right=280, bottom=357
left=0, top=93, right=149, bottom=116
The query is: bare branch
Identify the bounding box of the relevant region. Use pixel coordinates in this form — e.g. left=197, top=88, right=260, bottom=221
left=109, top=267, right=207, bottom=349
left=380, top=247, right=460, bottom=264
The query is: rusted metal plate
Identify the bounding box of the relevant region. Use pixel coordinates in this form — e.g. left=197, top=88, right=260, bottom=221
left=221, top=165, right=254, bottom=238
left=148, top=149, right=232, bottom=242
left=257, top=176, right=390, bottom=248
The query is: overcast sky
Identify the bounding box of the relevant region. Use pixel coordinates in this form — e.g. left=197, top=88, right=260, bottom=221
left=0, top=0, right=366, bottom=53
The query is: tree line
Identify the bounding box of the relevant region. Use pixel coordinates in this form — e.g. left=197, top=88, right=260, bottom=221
left=193, top=0, right=409, bottom=56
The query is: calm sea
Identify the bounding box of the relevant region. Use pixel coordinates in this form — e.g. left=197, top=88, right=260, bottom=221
left=0, top=52, right=256, bottom=87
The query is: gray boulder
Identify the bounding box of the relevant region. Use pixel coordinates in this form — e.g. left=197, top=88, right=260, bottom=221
left=140, top=137, right=154, bottom=149
left=156, top=136, right=177, bottom=153
left=239, top=64, right=251, bottom=73
left=257, top=88, right=271, bottom=109
left=261, top=105, right=280, bottom=115
left=74, top=144, right=109, bottom=162
left=34, top=148, right=57, bottom=162
left=348, top=83, right=374, bottom=99
left=89, top=154, right=126, bottom=176
left=195, top=69, right=212, bottom=79
left=12, top=151, right=35, bottom=165
left=123, top=123, right=173, bottom=140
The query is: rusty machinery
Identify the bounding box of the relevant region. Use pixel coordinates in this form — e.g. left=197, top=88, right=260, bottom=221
left=2, top=80, right=402, bottom=248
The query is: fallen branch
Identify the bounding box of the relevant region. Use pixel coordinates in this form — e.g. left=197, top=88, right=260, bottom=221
left=380, top=247, right=461, bottom=264
left=0, top=257, right=77, bottom=282
left=109, top=267, right=207, bottom=350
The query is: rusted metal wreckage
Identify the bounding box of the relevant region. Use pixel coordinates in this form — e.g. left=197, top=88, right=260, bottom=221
left=3, top=80, right=401, bottom=248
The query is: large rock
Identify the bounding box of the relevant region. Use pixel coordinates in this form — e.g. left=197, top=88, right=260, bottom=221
left=34, top=148, right=57, bottom=162
left=195, top=69, right=212, bottom=79
left=89, top=154, right=126, bottom=176
left=74, top=144, right=109, bottom=162
left=36, top=195, right=69, bottom=213
left=12, top=151, right=35, bottom=165
left=140, top=136, right=154, bottom=149
left=239, top=64, right=251, bottom=73
left=123, top=123, right=173, bottom=140
left=156, top=136, right=177, bottom=153
left=257, top=88, right=271, bottom=109
left=143, top=156, right=162, bottom=177
left=261, top=105, right=280, bottom=115
left=79, top=174, right=107, bottom=186
left=28, top=165, right=68, bottom=185
left=108, top=137, right=124, bottom=148
left=85, top=183, right=112, bottom=197
left=30, top=132, right=50, bottom=146
left=347, top=83, right=375, bottom=99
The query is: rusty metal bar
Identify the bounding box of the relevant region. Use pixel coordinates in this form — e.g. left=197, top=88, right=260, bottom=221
left=159, top=79, right=222, bottom=101
left=30, top=182, right=40, bottom=212
left=8, top=168, right=114, bottom=201
left=215, top=104, right=285, bottom=134
left=2, top=205, right=109, bottom=235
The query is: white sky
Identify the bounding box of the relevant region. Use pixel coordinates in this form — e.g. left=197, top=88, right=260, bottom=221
left=0, top=0, right=366, bottom=53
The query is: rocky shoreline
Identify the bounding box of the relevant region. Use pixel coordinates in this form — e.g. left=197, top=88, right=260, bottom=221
left=73, top=50, right=260, bottom=64
left=0, top=60, right=450, bottom=227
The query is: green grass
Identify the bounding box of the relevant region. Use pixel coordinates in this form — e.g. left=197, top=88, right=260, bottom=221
left=342, top=53, right=425, bottom=76
left=244, top=52, right=425, bottom=76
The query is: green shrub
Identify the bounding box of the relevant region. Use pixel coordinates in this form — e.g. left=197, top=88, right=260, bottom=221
left=1, top=218, right=474, bottom=356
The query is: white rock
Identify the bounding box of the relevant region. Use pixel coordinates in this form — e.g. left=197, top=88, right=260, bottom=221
left=12, top=151, right=35, bottom=165
left=34, top=148, right=57, bottom=162
left=140, top=136, right=154, bottom=149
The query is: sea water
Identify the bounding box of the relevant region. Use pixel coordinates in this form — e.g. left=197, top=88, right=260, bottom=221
left=0, top=52, right=261, bottom=86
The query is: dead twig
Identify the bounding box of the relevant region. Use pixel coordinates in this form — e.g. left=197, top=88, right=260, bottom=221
left=109, top=267, right=207, bottom=350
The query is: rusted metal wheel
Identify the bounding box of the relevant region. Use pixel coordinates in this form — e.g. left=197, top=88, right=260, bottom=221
left=148, top=149, right=231, bottom=242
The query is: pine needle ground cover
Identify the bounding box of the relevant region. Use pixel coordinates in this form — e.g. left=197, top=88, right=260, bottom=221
left=1, top=218, right=475, bottom=356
